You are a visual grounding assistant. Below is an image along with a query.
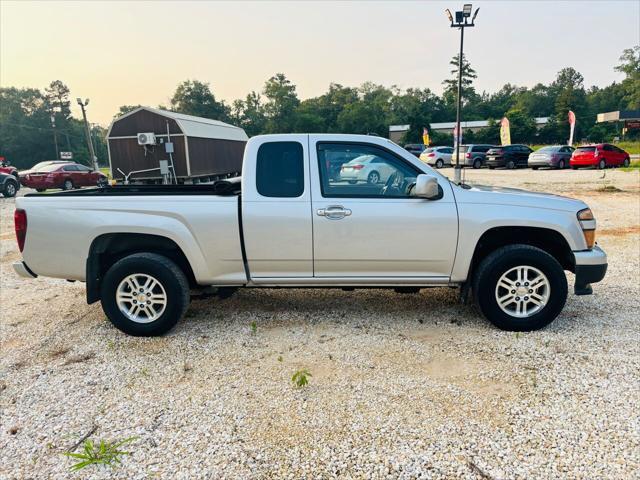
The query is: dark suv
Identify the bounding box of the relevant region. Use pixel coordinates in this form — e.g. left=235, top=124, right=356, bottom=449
left=486, top=144, right=533, bottom=169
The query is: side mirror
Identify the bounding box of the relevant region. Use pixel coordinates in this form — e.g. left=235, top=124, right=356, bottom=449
left=413, top=174, right=441, bottom=200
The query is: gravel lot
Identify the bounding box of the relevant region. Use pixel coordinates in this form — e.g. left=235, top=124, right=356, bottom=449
left=1, top=168, right=639, bottom=479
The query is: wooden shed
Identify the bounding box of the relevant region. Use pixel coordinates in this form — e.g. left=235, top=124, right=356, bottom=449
left=106, top=107, right=248, bottom=182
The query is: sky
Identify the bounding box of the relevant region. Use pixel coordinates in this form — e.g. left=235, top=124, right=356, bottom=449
left=1, top=0, right=639, bottom=125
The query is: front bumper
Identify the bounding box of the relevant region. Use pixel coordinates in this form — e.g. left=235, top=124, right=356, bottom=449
left=573, top=245, right=607, bottom=295
left=13, top=261, right=37, bottom=279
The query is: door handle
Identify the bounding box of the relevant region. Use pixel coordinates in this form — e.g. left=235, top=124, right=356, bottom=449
left=317, top=205, right=352, bottom=220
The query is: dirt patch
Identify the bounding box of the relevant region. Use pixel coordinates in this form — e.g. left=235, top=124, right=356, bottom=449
left=599, top=225, right=640, bottom=237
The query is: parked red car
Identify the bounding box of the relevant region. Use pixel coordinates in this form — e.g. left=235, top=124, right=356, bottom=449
left=19, top=162, right=107, bottom=191
left=570, top=144, right=631, bottom=169
left=0, top=159, right=19, bottom=178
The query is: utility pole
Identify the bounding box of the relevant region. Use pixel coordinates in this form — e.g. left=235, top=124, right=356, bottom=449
left=77, top=98, right=99, bottom=171
left=50, top=114, right=60, bottom=160
left=445, top=4, right=479, bottom=184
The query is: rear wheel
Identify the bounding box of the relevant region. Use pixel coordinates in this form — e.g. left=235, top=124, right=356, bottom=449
left=348, top=180, right=358, bottom=184
left=506, top=160, right=515, bottom=169
left=473, top=159, right=482, bottom=169
left=62, top=179, right=74, bottom=190
left=367, top=171, right=380, bottom=184
left=598, top=159, right=606, bottom=170
left=2, top=180, right=18, bottom=197
left=532, top=166, right=539, bottom=170
left=435, top=159, right=444, bottom=169
left=100, top=253, right=190, bottom=336
left=35, top=188, right=46, bottom=192
left=473, top=245, right=568, bottom=331
left=557, top=160, right=565, bottom=169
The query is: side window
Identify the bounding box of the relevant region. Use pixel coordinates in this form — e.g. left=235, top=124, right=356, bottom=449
left=256, top=142, right=304, bottom=198
left=317, top=143, right=420, bottom=198
left=443, top=147, right=454, bottom=154
left=603, top=145, right=613, bottom=152
left=62, top=165, right=78, bottom=171
left=76, top=165, right=92, bottom=172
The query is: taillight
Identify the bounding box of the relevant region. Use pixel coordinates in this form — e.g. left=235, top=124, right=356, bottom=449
left=352, top=164, right=364, bottom=170
left=465, top=153, right=471, bottom=158
left=15, top=209, right=27, bottom=252
left=427, top=153, right=435, bottom=157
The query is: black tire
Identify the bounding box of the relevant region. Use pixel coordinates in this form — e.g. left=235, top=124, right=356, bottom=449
left=367, top=171, right=380, bottom=184
left=557, top=160, right=565, bottom=169
left=435, top=159, right=444, bottom=169
left=62, top=179, right=74, bottom=190
left=571, top=166, right=578, bottom=170
left=36, top=188, right=46, bottom=192
left=532, top=166, right=539, bottom=170
left=472, top=245, right=568, bottom=331
left=623, top=157, right=630, bottom=168
left=2, top=180, right=18, bottom=198
left=488, top=166, right=495, bottom=170
left=348, top=180, right=358, bottom=184
left=506, top=160, right=515, bottom=169
left=100, top=253, right=190, bottom=336
left=598, top=159, right=606, bottom=170
left=473, top=159, right=482, bottom=169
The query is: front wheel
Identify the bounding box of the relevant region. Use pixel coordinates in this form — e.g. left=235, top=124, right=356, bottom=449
left=623, top=157, right=630, bottom=168
left=506, top=160, right=515, bottom=169
left=63, top=179, right=74, bottom=190
left=367, top=171, right=380, bottom=184
left=472, top=245, right=568, bottom=331
left=473, top=159, right=482, bottom=169
left=2, top=180, right=18, bottom=197
left=532, top=166, right=539, bottom=170
left=100, top=253, right=190, bottom=336
left=557, top=160, right=565, bottom=169
left=435, top=159, right=444, bottom=169
left=598, top=159, right=606, bottom=170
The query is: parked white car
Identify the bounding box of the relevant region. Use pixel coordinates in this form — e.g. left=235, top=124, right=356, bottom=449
left=339, top=155, right=394, bottom=184
left=13, top=134, right=607, bottom=336
left=419, top=146, right=454, bottom=168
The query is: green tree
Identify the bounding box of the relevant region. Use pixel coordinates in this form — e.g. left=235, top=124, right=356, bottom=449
left=230, top=91, right=266, bottom=137
left=442, top=53, right=479, bottom=117
left=169, top=80, right=230, bottom=121
left=263, top=73, right=300, bottom=133
left=615, top=45, right=640, bottom=109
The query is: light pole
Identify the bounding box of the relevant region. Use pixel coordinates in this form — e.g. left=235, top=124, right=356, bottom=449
left=77, top=98, right=99, bottom=171
left=50, top=114, right=59, bottom=160
left=445, top=4, right=479, bottom=184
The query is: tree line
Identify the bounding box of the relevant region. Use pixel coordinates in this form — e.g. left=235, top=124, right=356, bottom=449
left=1, top=46, right=638, bottom=170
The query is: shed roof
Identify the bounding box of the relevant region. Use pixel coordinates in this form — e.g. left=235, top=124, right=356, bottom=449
left=108, top=106, right=248, bottom=142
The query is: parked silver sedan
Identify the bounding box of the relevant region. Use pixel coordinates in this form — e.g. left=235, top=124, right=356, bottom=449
left=419, top=146, right=454, bottom=168
left=529, top=145, right=575, bottom=169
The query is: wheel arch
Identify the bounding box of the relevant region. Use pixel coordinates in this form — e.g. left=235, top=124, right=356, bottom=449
left=86, top=233, right=196, bottom=304
left=467, top=226, right=575, bottom=283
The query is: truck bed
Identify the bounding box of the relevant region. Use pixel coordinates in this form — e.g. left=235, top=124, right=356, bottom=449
left=25, top=177, right=242, bottom=197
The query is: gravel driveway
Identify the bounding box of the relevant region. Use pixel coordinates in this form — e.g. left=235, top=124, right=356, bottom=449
left=1, top=168, right=639, bottom=479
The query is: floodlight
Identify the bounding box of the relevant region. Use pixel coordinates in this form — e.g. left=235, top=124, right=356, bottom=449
left=85, top=99, right=89, bottom=105
left=445, top=8, right=453, bottom=22
left=76, top=98, right=82, bottom=105
left=463, top=4, right=472, bottom=17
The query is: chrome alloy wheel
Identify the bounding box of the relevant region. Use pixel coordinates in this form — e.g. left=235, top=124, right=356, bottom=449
left=116, top=274, right=167, bottom=323
left=495, top=266, right=550, bottom=318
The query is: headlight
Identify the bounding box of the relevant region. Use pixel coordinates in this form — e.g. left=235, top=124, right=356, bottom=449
left=577, top=208, right=596, bottom=249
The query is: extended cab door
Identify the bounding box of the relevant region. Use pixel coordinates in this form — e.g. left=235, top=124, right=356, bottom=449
left=309, top=138, right=458, bottom=280
left=241, top=136, right=313, bottom=279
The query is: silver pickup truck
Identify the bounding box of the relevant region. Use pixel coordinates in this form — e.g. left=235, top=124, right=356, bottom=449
left=13, top=134, right=607, bottom=336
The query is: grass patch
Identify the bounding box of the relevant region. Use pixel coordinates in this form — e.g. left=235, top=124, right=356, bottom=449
left=99, top=167, right=111, bottom=178
left=596, top=185, right=624, bottom=193
left=292, top=368, right=312, bottom=388
left=617, top=141, right=640, bottom=155
left=64, top=437, right=136, bottom=471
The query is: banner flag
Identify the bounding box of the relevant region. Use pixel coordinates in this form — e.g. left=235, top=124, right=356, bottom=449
left=422, top=127, right=430, bottom=146
left=500, top=117, right=511, bottom=146
left=568, top=110, right=576, bottom=146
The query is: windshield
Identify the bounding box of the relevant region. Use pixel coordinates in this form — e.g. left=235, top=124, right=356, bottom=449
left=536, top=146, right=558, bottom=153
left=576, top=146, right=596, bottom=152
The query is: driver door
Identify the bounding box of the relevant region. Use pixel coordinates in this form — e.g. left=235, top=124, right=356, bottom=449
left=310, top=140, right=458, bottom=279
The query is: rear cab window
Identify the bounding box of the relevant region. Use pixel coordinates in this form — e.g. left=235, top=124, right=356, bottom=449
left=256, top=142, right=304, bottom=198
